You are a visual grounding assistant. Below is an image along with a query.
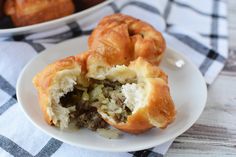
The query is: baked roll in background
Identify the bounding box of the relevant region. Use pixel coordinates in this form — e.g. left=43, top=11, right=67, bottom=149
left=4, top=0, right=75, bottom=27
left=89, top=14, right=166, bottom=66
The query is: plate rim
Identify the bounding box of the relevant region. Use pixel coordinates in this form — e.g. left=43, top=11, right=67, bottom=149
left=16, top=37, right=207, bottom=152
left=0, top=0, right=114, bottom=35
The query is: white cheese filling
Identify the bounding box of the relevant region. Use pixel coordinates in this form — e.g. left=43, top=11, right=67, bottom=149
left=121, top=83, right=145, bottom=113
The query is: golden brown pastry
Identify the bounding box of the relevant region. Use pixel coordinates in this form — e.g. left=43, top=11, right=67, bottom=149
left=33, top=51, right=176, bottom=134
left=88, top=14, right=166, bottom=66
left=4, top=0, right=75, bottom=27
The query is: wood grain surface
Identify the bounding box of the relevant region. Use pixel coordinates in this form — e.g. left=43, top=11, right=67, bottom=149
left=166, top=0, right=236, bottom=156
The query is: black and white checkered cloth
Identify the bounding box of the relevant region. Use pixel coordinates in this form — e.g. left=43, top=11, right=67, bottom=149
left=0, top=0, right=228, bottom=156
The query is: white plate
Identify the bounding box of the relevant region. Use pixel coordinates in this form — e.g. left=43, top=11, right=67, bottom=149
left=16, top=36, right=207, bottom=152
left=0, top=0, right=114, bottom=36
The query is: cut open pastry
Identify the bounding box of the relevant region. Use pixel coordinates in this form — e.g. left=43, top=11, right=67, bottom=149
left=33, top=53, right=176, bottom=134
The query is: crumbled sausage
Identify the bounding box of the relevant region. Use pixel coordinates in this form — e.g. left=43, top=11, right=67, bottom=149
left=60, top=88, right=108, bottom=131
left=59, top=79, right=133, bottom=131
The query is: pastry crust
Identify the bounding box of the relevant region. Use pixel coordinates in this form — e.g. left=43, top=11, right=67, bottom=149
left=88, top=14, right=166, bottom=65
left=4, top=0, right=75, bottom=27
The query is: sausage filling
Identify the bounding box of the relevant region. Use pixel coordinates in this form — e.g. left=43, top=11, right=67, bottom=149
left=59, top=79, right=135, bottom=131
left=59, top=86, right=108, bottom=131
left=89, top=80, right=133, bottom=123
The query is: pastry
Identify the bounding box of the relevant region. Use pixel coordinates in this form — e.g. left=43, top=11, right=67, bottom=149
left=33, top=52, right=175, bottom=134
left=87, top=55, right=175, bottom=133
left=4, top=0, right=75, bottom=27
left=88, top=14, right=166, bottom=66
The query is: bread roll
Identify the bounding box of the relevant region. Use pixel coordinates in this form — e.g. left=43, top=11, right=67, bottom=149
left=89, top=14, right=166, bottom=66
left=4, top=0, right=75, bottom=27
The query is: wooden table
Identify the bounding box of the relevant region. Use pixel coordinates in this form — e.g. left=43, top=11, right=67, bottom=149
left=166, top=1, right=236, bottom=156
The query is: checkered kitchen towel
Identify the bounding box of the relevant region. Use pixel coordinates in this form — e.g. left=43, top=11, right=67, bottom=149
left=0, top=0, right=228, bottom=156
